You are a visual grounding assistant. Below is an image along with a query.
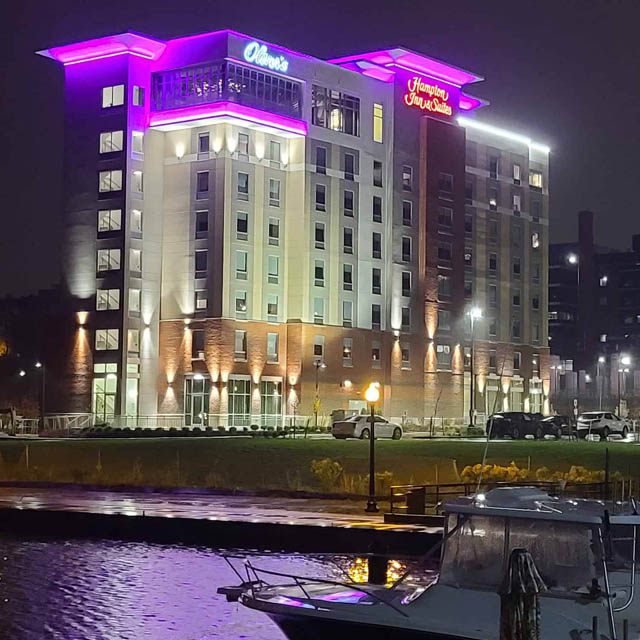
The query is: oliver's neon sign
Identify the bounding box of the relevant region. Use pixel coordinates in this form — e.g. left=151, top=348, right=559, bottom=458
left=403, top=76, right=453, bottom=117
left=243, top=41, right=290, bottom=73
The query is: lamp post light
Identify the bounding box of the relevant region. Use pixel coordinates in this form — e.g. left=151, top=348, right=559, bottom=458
left=618, top=355, right=631, bottom=416
left=313, top=361, right=326, bottom=431
left=364, top=382, right=380, bottom=513
left=35, top=361, right=45, bottom=430
left=467, top=307, right=482, bottom=429
left=597, top=356, right=605, bottom=411
left=566, top=253, right=583, bottom=354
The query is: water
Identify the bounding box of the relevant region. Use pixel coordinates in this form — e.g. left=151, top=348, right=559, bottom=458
left=0, top=536, right=341, bottom=640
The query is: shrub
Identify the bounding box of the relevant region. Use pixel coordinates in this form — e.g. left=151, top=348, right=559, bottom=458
left=229, top=427, right=237, bottom=434
left=218, top=426, right=226, bottom=433
left=311, top=458, right=344, bottom=491
left=250, top=424, right=259, bottom=431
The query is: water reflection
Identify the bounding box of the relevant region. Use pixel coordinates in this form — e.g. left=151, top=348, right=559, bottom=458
left=0, top=536, right=337, bottom=640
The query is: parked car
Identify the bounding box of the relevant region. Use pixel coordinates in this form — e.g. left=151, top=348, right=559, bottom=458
left=331, top=415, right=403, bottom=440
left=576, top=411, right=630, bottom=439
left=486, top=412, right=545, bottom=439
left=541, top=414, right=574, bottom=438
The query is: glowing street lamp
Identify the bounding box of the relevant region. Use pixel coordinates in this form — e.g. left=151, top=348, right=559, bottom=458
left=567, top=253, right=578, bottom=265
left=597, top=356, right=606, bottom=410
left=618, top=355, right=631, bottom=416
left=364, top=382, right=380, bottom=513
left=467, top=307, right=482, bottom=428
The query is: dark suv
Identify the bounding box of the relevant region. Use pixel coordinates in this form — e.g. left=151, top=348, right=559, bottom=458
left=486, top=412, right=545, bottom=440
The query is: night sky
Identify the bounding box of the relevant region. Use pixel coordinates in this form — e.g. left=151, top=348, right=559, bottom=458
left=2, top=0, right=639, bottom=296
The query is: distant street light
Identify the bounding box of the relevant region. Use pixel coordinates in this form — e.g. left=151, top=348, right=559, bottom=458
left=364, top=382, right=380, bottom=514
left=597, top=356, right=605, bottom=410
left=567, top=253, right=578, bottom=265
left=18, top=370, right=26, bottom=377
left=17, top=361, right=46, bottom=430
left=313, top=361, right=326, bottom=432
left=618, top=355, right=631, bottom=415
left=467, top=307, right=482, bottom=429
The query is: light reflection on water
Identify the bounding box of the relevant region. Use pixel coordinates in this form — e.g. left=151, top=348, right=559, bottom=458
left=0, top=536, right=339, bottom=640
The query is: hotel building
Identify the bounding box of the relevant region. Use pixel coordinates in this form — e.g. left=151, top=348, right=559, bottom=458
left=37, top=30, right=550, bottom=427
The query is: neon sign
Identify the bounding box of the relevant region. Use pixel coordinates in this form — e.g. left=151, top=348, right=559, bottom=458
left=243, top=41, right=289, bottom=73
left=403, top=76, right=453, bottom=117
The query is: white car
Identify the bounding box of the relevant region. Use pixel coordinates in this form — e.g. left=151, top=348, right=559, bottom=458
left=331, top=415, right=403, bottom=440
left=576, top=411, right=631, bottom=439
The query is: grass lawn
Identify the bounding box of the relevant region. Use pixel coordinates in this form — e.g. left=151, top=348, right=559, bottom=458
left=0, top=437, right=637, bottom=492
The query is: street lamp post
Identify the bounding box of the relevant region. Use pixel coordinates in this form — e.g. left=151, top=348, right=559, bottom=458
left=618, top=355, right=631, bottom=416
left=597, top=356, right=605, bottom=411
left=313, top=360, right=326, bottom=431
left=35, top=361, right=45, bottom=431
left=567, top=253, right=583, bottom=356
left=364, top=382, right=380, bottom=513
left=467, top=307, right=482, bottom=429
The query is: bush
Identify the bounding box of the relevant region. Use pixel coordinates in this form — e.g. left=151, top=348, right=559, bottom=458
left=218, top=426, right=226, bottom=433
left=250, top=424, right=259, bottom=431
left=228, top=427, right=237, bottom=434
left=311, top=458, right=344, bottom=491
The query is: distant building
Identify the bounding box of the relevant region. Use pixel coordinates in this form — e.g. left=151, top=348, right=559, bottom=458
left=37, top=30, right=550, bottom=427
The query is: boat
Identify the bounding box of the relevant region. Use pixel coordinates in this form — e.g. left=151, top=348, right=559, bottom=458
left=219, top=486, right=640, bottom=639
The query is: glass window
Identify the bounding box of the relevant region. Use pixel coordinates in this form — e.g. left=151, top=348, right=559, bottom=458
left=196, top=210, right=208, bottom=237
left=95, top=329, right=119, bottom=351
left=235, top=291, right=247, bottom=318
left=311, top=85, right=360, bottom=136
left=513, top=194, right=521, bottom=212
left=267, top=332, right=279, bottom=363
left=131, top=209, right=142, bottom=234
left=314, top=260, right=325, bottom=287
left=129, top=288, right=141, bottom=314
left=228, top=378, right=250, bottom=426
left=237, top=172, right=249, bottom=199
left=234, top=330, right=247, bottom=359
left=489, top=350, right=497, bottom=368
left=269, top=179, right=280, bottom=206
left=266, top=294, right=278, bottom=320
left=439, top=206, right=453, bottom=228
left=402, top=237, right=412, bottom=262
left=489, top=253, right=498, bottom=272
left=315, top=184, right=326, bottom=211
left=98, top=209, right=122, bottom=232
left=344, top=190, right=354, bottom=216
left=96, top=288, right=120, bottom=311
left=127, top=329, right=140, bottom=354
left=237, top=212, right=248, bottom=240
left=267, top=255, right=279, bottom=284
left=344, top=153, right=355, bottom=180
left=489, top=284, right=497, bottom=307
left=438, top=275, right=451, bottom=299
left=402, top=271, right=411, bottom=297
left=465, top=180, right=474, bottom=203
left=99, top=170, right=122, bottom=192
left=130, top=248, right=142, bottom=273
left=260, top=380, right=282, bottom=428
left=401, top=343, right=410, bottom=367
left=238, top=133, right=249, bottom=156
left=197, top=171, right=209, bottom=194
left=513, top=290, right=521, bottom=307
left=269, top=140, right=280, bottom=166
left=436, top=344, right=451, bottom=367
left=401, top=306, right=410, bottom=330
left=514, top=351, right=521, bottom=370
left=102, top=85, right=124, bottom=108
left=236, top=251, right=248, bottom=280
left=373, top=160, right=383, bottom=187
left=372, top=232, right=382, bottom=259
left=315, top=223, right=325, bottom=249
left=438, top=309, right=451, bottom=331
left=132, top=170, right=143, bottom=193
left=314, top=298, right=325, bottom=324
left=513, top=163, right=521, bottom=184
left=402, top=201, right=412, bottom=226
left=402, top=166, right=413, bottom=191
left=489, top=155, right=499, bottom=178
left=314, top=335, right=324, bottom=360
left=513, top=257, right=521, bottom=279
left=371, top=340, right=381, bottom=367
left=439, top=173, right=453, bottom=193
left=132, top=131, right=144, bottom=154
left=371, top=304, right=381, bottom=329
left=195, top=250, right=207, bottom=273
left=531, top=232, right=540, bottom=248
left=343, top=302, right=353, bottom=328
left=315, top=146, right=327, bottom=173
left=343, top=337, right=353, bottom=363
left=512, top=318, right=521, bottom=339
left=529, top=170, right=543, bottom=189
left=372, top=268, right=381, bottom=295
left=373, top=196, right=382, bottom=223
left=195, top=290, right=207, bottom=310
left=343, top=227, right=354, bottom=254
left=343, top=264, right=353, bottom=291
left=489, top=186, right=498, bottom=211
left=268, top=218, right=279, bottom=245
left=97, top=248, right=121, bottom=272
left=99, top=130, right=123, bottom=153
left=373, top=103, right=383, bottom=143
left=198, top=132, right=210, bottom=153
left=132, top=86, right=144, bottom=106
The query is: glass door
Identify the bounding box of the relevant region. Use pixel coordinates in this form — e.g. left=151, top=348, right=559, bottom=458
left=185, top=377, right=211, bottom=426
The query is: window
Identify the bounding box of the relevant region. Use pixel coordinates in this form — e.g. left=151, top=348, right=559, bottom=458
left=371, top=341, right=381, bottom=367
left=489, top=349, right=497, bottom=368
left=488, top=186, right=498, bottom=211
left=489, top=253, right=498, bottom=273
left=131, top=209, right=142, bottom=234
left=99, top=170, right=122, bottom=192
left=260, top=380, right=283, bottom=427
left=532, top=295, right=540, bottom=310
left=402, top=237, right=412, bottom=262
left=236, top=251, right=248, bottom=280
left=401, top=343, right=410, bottom=368
left=437, top=243, right=451, bottom=263
left=343, top=227, right=354, bottom=254
left=100, top=130, right=123, bottom=153
left=402, top=166, right=413, bottom=191
left=102, top=85, right=124, bottom=108
left=315, top=223, right=325, bottom=249
left=489, top=155, right=499, bottom=178
left=314, top=297, right=325, bottom=324
left=489, top=318, right=497, bottom=337
left=373, top=103, right=383, bottom=143
left=402, top=201, right=412, bottom=226
left=132, top=170, right=143, bottom=193
left=489, top=218, right=498, bottom=243
left=372, top=196, right=382, bottom=223
left=268, top=256, right=279, bottom=284
left=97, top=249, right=121, bottom=272
left=96, top=288, right=120, bottom=311
left=132, top=86, right=144, bottom=106
left=311, top=85, right=360, bottom=136
left=401, top=307, right=411, bottom=331
left=531, top=232, right=540, bottom=249
left=513, top=257, right=521, bottom=279
left=512, top=318, right=521, bottom=339
left=373, top=160, right=383, bottom=187
left=344, top=190, right=354, bottom=216
left=195, top=290, right=208, bottom=310
left=513, top=163, right=521, bottom=184
left=315, top=184, right=326, bottom=211
left=438, top=275, right=452, bottom=299
left=531, top=199, right=542, bottom=220
left=237, top=212, right=249, bottom=240
left=402, top=271, right=411, bottom=297
left=438, top=309, right=451, bottom=331
left=192, top=330, right=205, bottom=358
left=195, top=211, right=208, bottom=238
left=237, top=172, right=249, bottom=199
left=600, top=333, right=607, bottom=343
left=314, top=260, right=325, bottom=287
left=238, top=133, right=249, bottom=156
left=343, top=302, right=353, bottom=328
left=234, top=291, right=248, bottom=318
left=129, top=288, right=141, bottom=314
left=512, top=290, right=521, bottom=307
left=269, top=179, right=281, bottom=207
left=130, top=248, right=142, bottom=273
left=315, top=146, right=327, bottom=174
left=600, top=275, right=608, bottom=287
left=343, top=264, right=353, bottom=291
left=197, top=132, right=210, bottom=154
left=267, top=332, right=279, bottom=363
left=464, top=280, right=472, bottom=298
left=529, top=170, right=543, bottom=189
left=372, top=268, right=381, bottom=295
left=268, top=218, right=280, bottom=246
left=234, top=330, right=247, bottom=360
left=489, top=284, right=497, bottom=307
left=513, top=194, right=521, bottom=213
left=439, top=173, right=453, bottom=194
left=371, top=304, right=381, bottom=330
left=438, top=207, right=453, bottom=229
left=196, top=171, right=209, bottom=195
left=465, top=180, right=473, bottom=203
left=372, top=232, right=382, bottom=259
left=266, top=294, right=278, bottom=321
left=464, top=249, right=472, bottom=269
left=436, top=344, right=451, bottom=367
left=269, top=140, right=280, bottom=166
left=344, top=153, right=355, bottom=180
left=313, top=335, right=324, bottom=361
left=95, top=329, right=119, bottom=351
left=195, top=250, right=207, bottom=274
left=128, top=329, right=140, bottom=354
left=533, top=323, right=540, bottom=342
left=98, top=209, right=122, bottom=232
left=532, top=262, right=541, bottom=284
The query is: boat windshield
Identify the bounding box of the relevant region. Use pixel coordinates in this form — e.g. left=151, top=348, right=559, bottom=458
left=440, top=514, right=598, bottom=592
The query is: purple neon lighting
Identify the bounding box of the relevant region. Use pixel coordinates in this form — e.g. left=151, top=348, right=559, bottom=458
left=459, top=94, right=488, bottom=111
left=149, top=101, right=308, bottom=135
left=64, top=50, right=154, bottom=66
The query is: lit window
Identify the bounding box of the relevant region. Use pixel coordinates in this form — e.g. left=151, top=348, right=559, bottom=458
left=95, top=329, right=119, bottom=351
left=238, top=133, right=249, bottom=156
left=131, top=209, right=142, bottom=234
left=371, top=341, right=381, bottom=367
left=600, top=276, right=608, bottom=287
left=102, top=85, right=124, bottom=108
left=312, top=85, right=360, bottom=136
left=401, top=343, right=410, bottom=368
left=99, top=170, right=122, bottom=192
left=235, top=291, right=247, bottom=318
left=132, top=170, right=143, bottom=193
left=132, top=86, right=145, bottom=106
left=531, top=232, right=540, bottom=248
left=513, top=163, right=521, bottom=184
left=97, top=249, right=121, bottom=272
left=529, top=170, right=543, bottom=189
left=96, top=289, right=120, bottom=311
left=268, top=218, right=280, bottom=245
left=269, top=179, right=281, bottom=207
left=235, top=330, right=247, bottom=359
left=130, top=248, right=142, bottom=273
left=513, top=194, right=521, bottom=212
left=600, top=333, right=607, bottom=343
left=267, top=256, right=279, bottom=284
left=237, top=172, right=249, bottom=199
left=132, top=131, right=144, bottom=154
left=266, top=294, right=278, bottom=321
left=129, top=289, right=141, bottom=314
left=402, top=166, right=413, bottom=191
left=99, top=131, right=123, bottom=153
left=195, top=290, right=207, bottom=310
left=127, top=329, right=140, bottom=354
left=267, top=333, right=279, bottom=363
left=343, top=337, right=353, bottom=363
left=373, top=103, right=383, bottom=143
left=98, top=209, right=121, bottom=232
